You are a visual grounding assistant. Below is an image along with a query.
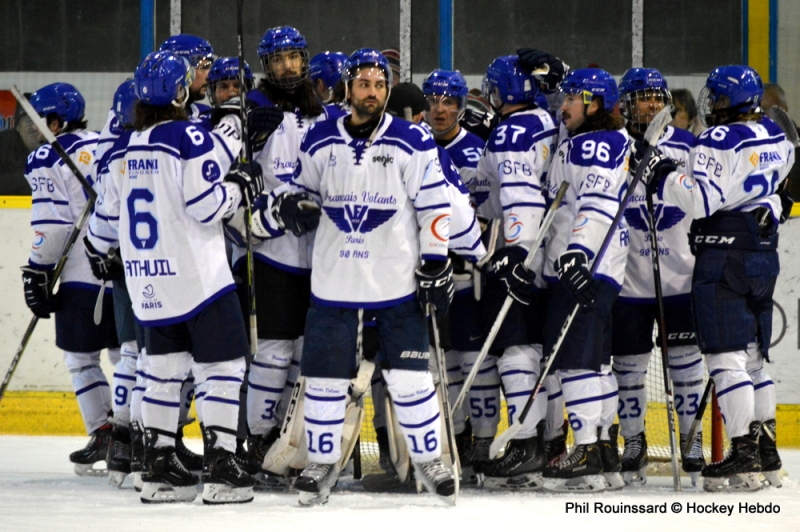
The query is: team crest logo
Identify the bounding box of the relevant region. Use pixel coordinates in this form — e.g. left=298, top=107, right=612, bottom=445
left=431, top=214, right=451, bottom=242
left=323, top=204, right=396, bottom=233
left=624, top=204, right=686, bottom=232
left=348, top=139, right=369, bottom=165
left=504, top=213, right=523, bottom=243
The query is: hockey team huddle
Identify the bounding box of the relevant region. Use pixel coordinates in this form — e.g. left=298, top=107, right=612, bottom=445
left=19, top=24, right=794, bottom=507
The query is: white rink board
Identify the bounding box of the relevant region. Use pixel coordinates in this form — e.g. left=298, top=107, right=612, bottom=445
left=1, top=209, right=799, bottom=403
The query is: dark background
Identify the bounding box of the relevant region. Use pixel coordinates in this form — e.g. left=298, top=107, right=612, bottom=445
left=1, top=0, right=741, bottom=75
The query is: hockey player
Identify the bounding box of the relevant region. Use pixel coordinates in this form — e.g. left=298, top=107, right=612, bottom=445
left=87, top=51, right=262, bottom=504
left=474, top=55, right=559, bottom=489
left=611, top=68, right=703, bottom=486
left=540, top=68, right=631, bottom=492
left=207, top=57, right=254, bottom=107
left=252, top=48, right=456, bottom=505
left=642, top=65, right=794, bottom=491
left=158, top=34, right=215, bottom=125
left=21, top=82, right=120, bottom=476
left=309, top=51, right=349, bottom=118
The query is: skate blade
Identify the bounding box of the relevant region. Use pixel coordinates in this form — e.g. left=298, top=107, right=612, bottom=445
left=703, top=472, right=763, bottom=493
left=689, top=472, right=700, bottom=488
left=108, top=470, right=129, bottom=488
left=460, top=465, right=478, bottom=485
left=483, top=472, right=544, bottom=491
left=140, top=482, right=197, bottom=503
left=73, top=463, right=108, bottom=477
left=542, top=474, right=606, bottom=493
left=603, top=472, right=625, bottom=491
left=133, top=472, right=143, bottom=492
left=298, top=488, right=330, bottom=507
left=622, top=469, right=646, bottom=486
left=202, top=483, right=254, bottom=505
left=761, top=471, right=783, bottom=489
left=414, top=474, right=456, bottom=505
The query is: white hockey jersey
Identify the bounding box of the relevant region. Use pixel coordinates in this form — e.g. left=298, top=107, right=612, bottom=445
left=543, top=127, right=632, bottom=290
left=660, top=117, right=795, bottom=225
left=259, top=114, right=451, bottom=308
left=620, top=126, right=696, bottom=302
left=442, top=128, right=485, bottom=207
left=25, top=130, right=101, bottom=289
left=86, top=121, right=240, bottom=326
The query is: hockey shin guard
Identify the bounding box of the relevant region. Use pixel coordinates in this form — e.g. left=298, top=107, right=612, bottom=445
left=141, top=351, right=192, bottom=448
left=444, top=350, right=467, bottom=434
left=304, top=377, right=349, bottom=465
left=598, top=364, right=618, bottom=440
left=462, top=351, right=501, bottom=439
left=111, top=342, right=138, bottom=425
left=383, top=369, right=442, bottom=463
left=612, top=353, right=650, bottom=438
left=130, top=352, right=146, bottom=424
left=558, top=369, right=603, bottom=445
left=544, top=374, right=565, bottom=442
left=64, top=350, right=111, bottom=434
left=746, top=343, right=776, bottom=424
left=195, top=358, right=246, bottom=453
left=247, top=339, right=293, bottom=435
left=667, top=345, right=705, bottom=434
left=277, top=336, right=304, bottom=422
left=497, top=345, right=542, bottom=440
left=707, top=351, right=754, bottom=439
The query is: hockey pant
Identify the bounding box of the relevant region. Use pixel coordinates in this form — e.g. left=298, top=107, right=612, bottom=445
left=498, top=345, right=543, bottom=440
left=461, top=351, right=501, bottom=439
left=64, top=350, right=112, bottom=434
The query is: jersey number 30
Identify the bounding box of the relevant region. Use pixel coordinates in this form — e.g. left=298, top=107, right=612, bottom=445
left=127, top=188, right=158, bottom=250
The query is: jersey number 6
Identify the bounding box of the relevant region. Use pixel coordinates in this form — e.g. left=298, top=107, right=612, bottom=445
left=127, top=188, right=159, bottom=250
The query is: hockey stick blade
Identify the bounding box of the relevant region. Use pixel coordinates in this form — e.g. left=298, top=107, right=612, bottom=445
left=452, top=181, right=569, bottom=415
left=767, top=106, right=800, bottom=147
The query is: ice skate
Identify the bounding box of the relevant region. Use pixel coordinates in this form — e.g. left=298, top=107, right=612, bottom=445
left=175, top=425, right=203, bottom=473
left=680, top=431, right=705, bottom=487
left=544, top=431, right=568, bottom=466
left=702, top=421, right=762, bottom=493
left=70, top=425, right=111, bottom=477
left=542, top=442, right=606, bottom=492
left=455, top=428, right=476, bottom=484
left=106, top=424, right=132, bottom=488
left=759, top=419, right=782, bottom=488
left=140, top=430, right=199, bottom=503
left=469, top=436, right=493, bottom=484
left=130, top=421, right=145, bottom=492
left=620, top=431, right=647, bottom=486
left=483, top=435, right=545, bottom=490
left=296, top=462, right=341, bottom=506
left=202, top=446, right=256, bottom=505
left=599, top=425, right=624, bottom=490
left=413, top=457, right=456, bottom=503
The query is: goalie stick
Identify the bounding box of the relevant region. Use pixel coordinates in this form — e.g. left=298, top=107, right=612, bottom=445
left=489, top=106, right=675, bottom=467
left=0, top=85, right=99, bottom=402
left=452, top=181, right=569, bottom=416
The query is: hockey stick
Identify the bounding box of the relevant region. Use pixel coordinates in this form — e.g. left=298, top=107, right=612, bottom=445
left=452, top=180, right=569, bottom=415
left=645, top=189, right=682, bottom=492
left=428, top=304, right=459, bottom=504
left=766, top=106, right=800, bottom=147
left=236, top=0, right=258, bottom=356
left=489, top=106, right=674, bottom=459
left=1, top=90, right=101, bottom=402
left=92, top=247, right=121, bottom=325
left=682, top=379, right=713, bottom=457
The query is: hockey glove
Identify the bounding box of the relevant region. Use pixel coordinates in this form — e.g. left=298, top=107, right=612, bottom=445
left=448, top=251, right=476, bottom=284
left=247, top=104, right=284, bottom=153
left=271, top=192, right=321, bottom=237
left=209, top=97, right=242, bottom=127
left=83, top=236, right=123, bottom=282
left=516, top=49, right=569, bottom=92
left=554, top=250, right=601, bottom=306
left=415, top=259, right=455, bottom=321
left=779, top=185, right=794, bottom=224
left=20, top=266, right=60, bottom=318
left=224, top=160, right=264, bottom=207
left=643, top=153, right=677, bottom=196
left=483, top=245, right=536, bottom=305
left=460, top=108, right=498, bottom=142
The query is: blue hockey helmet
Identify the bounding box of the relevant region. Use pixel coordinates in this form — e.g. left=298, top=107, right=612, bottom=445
left=134, top=51, right=194, bottom=107
left=619, top=68, right=671, bottom=128
left=481, top=55, right=537, bottom=108
left=112, top=78, right=138, bottom=127
left=309, top=52, right=348, bottom=89
left=159, top=34, right=214, bottom=68
left=343, top=48, right=393, bottom=88
left=30, top=82, right=86, bottom=126
left=422, top=70, right=469, bottom=109
left=257, top=26, right=309, bottom=90
left=560, top=68, right=619, bottom=113
left=698, top=65, right=763, bottom=126
left=207, top=57, right=254, bottom=105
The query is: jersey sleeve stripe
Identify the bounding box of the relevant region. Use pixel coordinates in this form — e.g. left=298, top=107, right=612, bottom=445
left=186, top=182, right=222, bottom=207
left=501, top=182, right=542, bottom=191
left=567, top=242, right=596, bottom=261
left=32, top=198, right=69, bottom=205
left=502, top=201, right=546, bottom=210
left=579, top=206, right=615, bottom=222
left=414, top=202, right=449, bottom=211
left=31, top=219, right=72, bottom=226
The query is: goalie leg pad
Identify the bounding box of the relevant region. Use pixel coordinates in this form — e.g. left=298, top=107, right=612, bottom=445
left=304, top=377, right=349, bottom=465
left=383, top=369, right=442, bottom=463
left=668, top=345, right=705, bottom=434
left=277, top=338, right=304, bottom=422
left=498, top=345, right=543, bottom=440
left=141, top=351, right=192, bottom=448
left=707, top=351, right=754, bottom=439
left=64, top=350, right=111, bottom=434
left=461, top=351, right=501, bottom=438
left=612, top=353, right=650, bottom=439
left=248, top=339, right=294, bottom=435
left=194, top=358, right=246, bottom=454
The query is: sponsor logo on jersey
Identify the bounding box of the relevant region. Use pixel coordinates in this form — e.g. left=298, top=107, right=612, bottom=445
left=757, top=151, right=783, bottom=170
left=678, top=174, right=695, bottom=190
left=125, top=258, right=180, bottom=278
left=127, top=158, right=159, bottom=174
left=372, top=154, right=394, bottom=167
left=273, top=158, right=298, bottom=171
left=142, top=284, right=155, bottom=298
left=141, top=284, right=163, bottom=309
left=201, top=160, right=221, bottom=182
left=750, top=153, right=759, bottom=167
left=78, top=151, right=92, bottom=165
left=504, top=213, right=523, bottom=243
left=328, top=154, right=337, bottom=167
left=431, top=213, right=451, bottom=242
left=573, top=214, right=589, bottom=232
left=323, top=204, right=396, bottom=234
left=32, top=231, right=45, bottom=250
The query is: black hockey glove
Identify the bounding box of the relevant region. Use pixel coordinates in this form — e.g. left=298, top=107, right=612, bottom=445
left=271, top=192, right=321, bottom=237
left=209, top=97, right=242, bottom=127
left=415, top=259, right=455, bottom=321
left=554, top=250, right=601, bottom=306
left=224, top=160, right=264, bottom=207
left=83, top=236, right=123, bottom=282
left=20, top=266, right=60, bottom=318
left=516, top=48, right=568, bottom=92
left=779, top=184, right=794, bottom=224
left=643, top=153, right=677, bottom=196
left=483, top=246, right=536, bottom=305
left=460, top=108, right=498, bottom=142
left=247, top=104, right=284, bottom=153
